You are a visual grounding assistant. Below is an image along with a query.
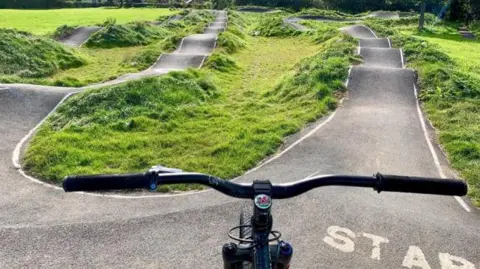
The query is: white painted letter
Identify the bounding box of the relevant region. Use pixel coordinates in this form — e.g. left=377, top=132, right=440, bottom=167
left=322, top=226, right=355, bottom=253
left=402, top=246, right=432, bottom=269
left=363, top=232, right=389, bottom=260
left=439, top=253, right=476, bottom=269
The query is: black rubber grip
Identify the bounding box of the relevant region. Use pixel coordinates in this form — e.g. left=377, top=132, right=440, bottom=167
left=377, top=174, right=467, bottom=196
left=63, top=173, right=151, bottom=192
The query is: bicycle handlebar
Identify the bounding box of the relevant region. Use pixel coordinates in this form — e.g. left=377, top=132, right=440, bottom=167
left=63, top=171, right=468, bottom=198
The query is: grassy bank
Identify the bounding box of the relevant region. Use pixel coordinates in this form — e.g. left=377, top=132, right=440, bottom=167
left=366, top=17, right=480, bottom=206
left=0, top=8, right=178, bottom=35
left=23, top=15, right=356, bottom=191
left=0, top=10, right=215, bottom=86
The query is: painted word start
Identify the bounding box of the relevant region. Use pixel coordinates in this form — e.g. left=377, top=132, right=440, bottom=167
left=323, top=225, right=476, bottom=269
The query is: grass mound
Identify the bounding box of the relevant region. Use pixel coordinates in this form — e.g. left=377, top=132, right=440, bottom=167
left=183, top=10, right=215, bottom=25
left=85, top=21, right=170, bottom=48
left=24, top=27, right=356, bottom=191
left=0, top=28, right=85, bottom=79
left=367, top=18, right=480, bottom=205
left=296, top=8, right=365, bottom=19
left=0, top=8, right=178, bottom=35
left=52, top=24, right=76, bottom=39
left=24, top=70, right=218, bottom=183
left=250, top=15, right=301, bottom=37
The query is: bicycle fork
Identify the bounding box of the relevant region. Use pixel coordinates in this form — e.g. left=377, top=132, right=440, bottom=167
left=222, top=241, right=293, bottom=269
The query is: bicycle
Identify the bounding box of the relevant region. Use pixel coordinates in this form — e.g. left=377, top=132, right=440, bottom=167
left=63, top=165, right=468, bottom=269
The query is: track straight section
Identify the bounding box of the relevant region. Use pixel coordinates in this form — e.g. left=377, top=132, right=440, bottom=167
left=0, top=17, right=478, bottom=269
left=344, top=25, right=473, bottom=211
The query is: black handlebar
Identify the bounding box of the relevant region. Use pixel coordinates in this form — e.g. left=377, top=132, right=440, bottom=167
left=63, top=171, right=468, bottom=198
left=63, top=173, right=152, bottom=192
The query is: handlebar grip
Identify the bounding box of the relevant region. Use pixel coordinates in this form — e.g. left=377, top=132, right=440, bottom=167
left=377, top=174, right=467, bottom=196
left=63, top=173, right=152, bottom=192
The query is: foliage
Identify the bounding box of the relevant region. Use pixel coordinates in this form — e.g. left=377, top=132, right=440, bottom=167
left=24, top=27, right=353, bottom=191
left=0, top=29, right=85, bottom=79
left=4, top=9, right=216, bottom=86
left=368, top=17, right=480, bottom=205
left=122, top=48, right=160, bottom=70
left=0, top=0, right=64, bottom=8
left=85, top=21, right=169, bottom=48
left=446, top=0, right=480, bottom=24
left=0, top=8, right=178, bottom=35
left=295, top=8, right=365, bottom=19
left=52, top=24, right=76, bottom=39
left=265, top=34, right=356, bottom=107
left=204, top=53, right=239, bottom=72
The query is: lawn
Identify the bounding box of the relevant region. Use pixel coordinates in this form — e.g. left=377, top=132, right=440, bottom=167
left=0, top=8, right=178, bottom=35
left=47, top=46, right=147, bottom=86
left=415, top=34, right=480, bottom=81
left=0, top=10, right=214, bottom=86
left=414, top=33, right=480, bottom=206
left=23, top=12, right=357, bottom=191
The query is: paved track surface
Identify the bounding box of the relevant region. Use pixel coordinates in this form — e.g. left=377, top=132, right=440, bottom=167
left=2, top=11, right=225, bottom=92
left=459, top=27, right=476, bottom=39
left=58, top=26, right=102, bottom=47
left=149, top=53, right=206, bottom=70
left=0, top=15, right=479, bottom=269
left=204, top=25, right=225, bottom=34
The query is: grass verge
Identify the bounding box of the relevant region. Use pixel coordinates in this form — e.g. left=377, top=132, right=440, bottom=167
left=85, top=21, right=171, bottom=48
left=0, top=10, right=215, bottom=86
left=23, top=27, right=356, bottom=192
left=366, top=18, right=480, bottom=206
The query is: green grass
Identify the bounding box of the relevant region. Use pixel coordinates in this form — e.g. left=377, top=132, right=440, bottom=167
left=23, top=18, right=356, bottom=192
left=366, top=18, right=480, bottom=206
left=0, top=28, right=85, bottom=79
left=0, top=10, right=215, bottom=86
left=0, top=8, right=178, bottom=35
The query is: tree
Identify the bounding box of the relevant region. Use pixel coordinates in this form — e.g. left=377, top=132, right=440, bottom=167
left=419, top=0, right=426, bottom=29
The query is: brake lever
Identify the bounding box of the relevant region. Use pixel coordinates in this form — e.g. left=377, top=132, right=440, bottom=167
left=146, top=165, right=183, bottom=191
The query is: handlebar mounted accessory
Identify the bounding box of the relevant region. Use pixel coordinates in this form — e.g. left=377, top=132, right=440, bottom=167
left=147, top=165, right=184, bottom=191
left=374, top=172, right=384, bottom=193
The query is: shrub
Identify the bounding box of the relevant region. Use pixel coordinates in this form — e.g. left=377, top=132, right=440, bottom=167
left=0, top=29, right=85, bottom=78
left=85, top=22, right=169, bottom=48
left=52, top=25, right=76, bottom=39
left=204, top=53, right=238, bottom=72
left=217, top=31, right=246, bottom=53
